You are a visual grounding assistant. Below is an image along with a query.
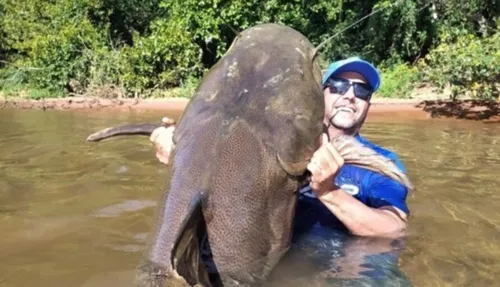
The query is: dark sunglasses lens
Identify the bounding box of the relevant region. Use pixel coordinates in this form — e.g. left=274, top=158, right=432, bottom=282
left=328, top=78, right=349, bottom=94
left=353, top=83, right=372, bottom=100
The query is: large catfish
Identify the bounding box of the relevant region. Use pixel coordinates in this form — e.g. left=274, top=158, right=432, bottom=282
left=86, top=23, right=414, bottom=287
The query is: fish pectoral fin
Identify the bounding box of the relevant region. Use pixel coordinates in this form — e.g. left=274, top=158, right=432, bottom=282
left=138, top=192, right=211, bottom=287
left=276, top=152, right=309, bottom=177
left=172, top=197, right=212, bottom=287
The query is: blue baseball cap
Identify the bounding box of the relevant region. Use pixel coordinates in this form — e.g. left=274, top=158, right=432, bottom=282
left=322, top=57, right=381, bottom=91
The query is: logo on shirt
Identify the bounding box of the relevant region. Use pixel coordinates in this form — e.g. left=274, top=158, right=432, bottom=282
left=299, top=185, right=316, bottom=198
left=299, top=183, right=360, bottom=198
left=340, top=184, right=359, bottom=196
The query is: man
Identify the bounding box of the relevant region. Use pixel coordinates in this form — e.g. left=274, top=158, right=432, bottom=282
left=150, top=56, right=410, bottom=239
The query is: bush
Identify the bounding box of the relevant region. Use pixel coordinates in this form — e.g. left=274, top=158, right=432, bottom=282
left=377, top=62, right=421, bottom=98
left=0, top=66, right=28, bottom=97
left=0, top=68, right=65, bottom=99
left=118, top=18, right=204, bottom=97
left=0, top=0, right=498, bottom=99
left=0, top=0, right=110, bottom=94
left=418, top=27, right=500, bottom=100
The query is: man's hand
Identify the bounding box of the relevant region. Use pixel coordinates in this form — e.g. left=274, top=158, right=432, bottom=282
left=307, top=133, right=345, bottom=197
left=149, top=117, right=176, bottom=165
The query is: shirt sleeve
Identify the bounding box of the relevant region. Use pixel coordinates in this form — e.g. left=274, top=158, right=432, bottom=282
left=363, top=173, right=410, bottom=215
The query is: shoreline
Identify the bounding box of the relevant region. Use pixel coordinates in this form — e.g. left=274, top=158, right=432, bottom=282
left=1, top=96, right=499, bottom=122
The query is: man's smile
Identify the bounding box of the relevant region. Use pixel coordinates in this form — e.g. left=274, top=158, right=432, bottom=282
left=333, top=104, right=357, bottom=115
left=337, top=106, right=356, bottom=113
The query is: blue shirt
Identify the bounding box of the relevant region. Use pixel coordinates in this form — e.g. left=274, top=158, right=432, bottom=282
left=297, top=134, right=410, bottom=230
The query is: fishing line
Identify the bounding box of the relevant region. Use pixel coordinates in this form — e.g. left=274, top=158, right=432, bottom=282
left=322, top=0, right=436, bottom=129
left=314, top=0, right=435, bottom=54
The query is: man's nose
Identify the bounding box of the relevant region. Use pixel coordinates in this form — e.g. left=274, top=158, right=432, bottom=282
left=342, top=86, right=356, bottom=101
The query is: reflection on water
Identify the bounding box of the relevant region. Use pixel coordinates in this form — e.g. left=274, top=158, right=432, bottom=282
left=0, top=108, right=499, bottom=286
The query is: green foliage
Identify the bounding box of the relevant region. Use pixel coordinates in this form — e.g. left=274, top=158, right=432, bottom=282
left=100, top=0, right=165, bottom=44
left=149, top=76, right=200, bottom=98
left=0, top=2, right=6, bottom=63
left=0, top=0, right=109, bottom=93
left=418, top=27, right=500, bottom=100
left=153, top=0, right=347, bottom=66
left=432, top=0, right=499, bottom=43
left=362, top=0, right=433, bottom=63
left=0, top=66, right=28, bottom=97
left=0, top=66, right=65, bottom=99
left=118, top=18, right=204, bottom=96
left=378, top=62, right=421, bottom=99
left=0, top=0, right=498, bottom=99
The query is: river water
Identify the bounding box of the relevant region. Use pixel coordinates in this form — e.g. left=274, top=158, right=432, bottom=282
left=0, top=107, right=498, bottom=287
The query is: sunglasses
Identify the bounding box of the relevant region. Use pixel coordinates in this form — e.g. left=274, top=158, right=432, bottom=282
left=325, top=77, right=373, bottom=101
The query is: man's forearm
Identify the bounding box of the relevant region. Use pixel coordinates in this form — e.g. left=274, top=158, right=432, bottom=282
left=317, top=187, right=407, bottom=238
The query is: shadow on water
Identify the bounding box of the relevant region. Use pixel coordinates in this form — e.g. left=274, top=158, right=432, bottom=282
left=415, top=99, right=500, bottom=121
left=0, top=107, right=499, bottom=287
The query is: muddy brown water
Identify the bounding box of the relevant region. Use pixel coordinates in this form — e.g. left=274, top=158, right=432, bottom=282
left=0, top=108, right=498, bottom=287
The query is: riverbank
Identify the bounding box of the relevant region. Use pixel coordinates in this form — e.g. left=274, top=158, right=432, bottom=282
left=1, top=96, right=499, bottom=123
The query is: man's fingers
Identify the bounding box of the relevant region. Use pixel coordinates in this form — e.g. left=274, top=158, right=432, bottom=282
left=324, top=143, right=345, bottom=167
left=150, top=126, right=165, bottom=143
left=165, top=126, right=176, bottom=134
left=307, top=136, right=345, bottom=194
left=149, top=119, right=177, bottom=166
left=307, top=161, right=322, bottom=179
left=162, top=117, right=175, bottom=125
left=307, top=142, right=344, bottom=184
left=156, top=151, right=170, bottom=164
left=306, top=161, right=318, bottom=174
left=307, top=159, right=329, bottom=184
left=320, top=146, right=337, bottom=171
left=311, top=145, right=337, bottom=173
left=150, top=125, right=175, bottom=142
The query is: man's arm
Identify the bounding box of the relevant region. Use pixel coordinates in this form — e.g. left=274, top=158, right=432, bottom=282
left=307, top=134, right=409, bottom=239
left=314, top=187, right=407, bottom=238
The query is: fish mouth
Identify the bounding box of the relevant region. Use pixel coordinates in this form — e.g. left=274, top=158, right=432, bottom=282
left=277, top=153, right=312, bottom=177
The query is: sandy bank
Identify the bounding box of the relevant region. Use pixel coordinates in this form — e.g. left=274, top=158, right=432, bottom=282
left=1, top=96, right=499, bottom=123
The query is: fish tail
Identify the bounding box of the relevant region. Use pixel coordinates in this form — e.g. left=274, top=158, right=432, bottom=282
left=331, top=135, right=414, bottom=191
left=86, top=123, right=161, bottom=142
